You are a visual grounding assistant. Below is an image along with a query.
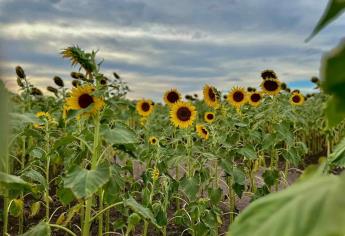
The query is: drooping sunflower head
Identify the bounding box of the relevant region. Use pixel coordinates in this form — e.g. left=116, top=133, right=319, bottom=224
left=170, top=101, right=197, bottom=128
left=65, top=85, right=104, bottom=116
left=261, top=69, right=277, bottom=80
left=149, top=136, right=158, bottom=145
left=136, top=99, right=154, bottom=117
left=204, top=112, right=215, bottom=123
left=248, top=92, right=263, bottom=107
left=163, top=89, right=181, bottom=106
left=196, top=124, right=209, bottom=140
left=290, top=93, right=305, bottom=106
left=203, top=85, right=220, bottom=108
left=227, top=87, right=248, bottom=108
left=291, top=89, right=300, bottom=95
left=260, top=79, right=281, bottom=96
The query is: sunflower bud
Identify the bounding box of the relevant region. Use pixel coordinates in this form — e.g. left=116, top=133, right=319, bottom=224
left=16, top=77, right=24, bottom=88
left=280, top=82, right=287, bottom=90
left=47, top=86, right=58, bottom=94
left=72, top=80, right=81, bottom=87
left=292, top=89, right=300, bottom=94
left=100, top=77, right=108, bottom=85
left=285, top=88, right=291, bottom=93
left=113, top=72, right=120, bottom=79
left=223, top=95, right=228, bottom=99
left=194, top=94, right=198, bottom=98
left=15, top=66, right=26, bottom=79
left=261, top=69, right=277, bottom=80
left=311, top=77, right=320, bottom=84
left=31, top=87, right=43, bottom=96
left=53, top=76, right=64, bottom=87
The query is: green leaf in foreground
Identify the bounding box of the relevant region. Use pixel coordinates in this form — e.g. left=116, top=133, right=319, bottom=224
left=321, top=40, right=345, bottom=127
left=329, top=137, right=345, bottom=167
left=63, top=165, right=110, bottom=199
left=23, top=222, right=51, bottom=236
left=0, top=172, right=31, bottom=196
left=102, top=124, right=138, bottom=145
left=228, top=174, right=345, bottom=236
left=306, top=0, right=345, bottom=42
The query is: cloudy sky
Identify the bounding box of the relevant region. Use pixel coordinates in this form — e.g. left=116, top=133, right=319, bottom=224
left=0, top=0, right=344, bottom=101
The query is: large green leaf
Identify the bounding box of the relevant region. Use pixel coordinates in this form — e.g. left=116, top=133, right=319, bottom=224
left=321, top=40, right=345, bottom=126
left=63, top=165, right=110, bottom=199
left=0, top=172, right=31, bottom=196
left=124, top=196, right=161, bottom=228
left=306, top=0, right=345, bottom=42
left=228, top=174, right=345, bottom=236
left=102, top=124, right=138, bottom=145
left=23, top=222, right=51, bottom=236
left=329, top=137, right=345, bottom=167
left=0, top=81, right=9, bottom=173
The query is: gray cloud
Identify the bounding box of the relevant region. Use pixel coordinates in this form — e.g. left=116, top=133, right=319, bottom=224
left=0, top=0, right=344, bottom=100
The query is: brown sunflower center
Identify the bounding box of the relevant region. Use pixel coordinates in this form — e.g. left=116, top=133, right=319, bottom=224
left=206, top=113, right=214, bottom=120
left=250, top=93, right=261, bottom=102
left=233, top=91, right=244, bottom=102
left=263, top=80, right=279, bottom=91
left=151, top=138, right=157, bottom=143
left=141, top=102, right=150, bottom=112
left=292, top=95, right=301, bottom=103
left=201, top=128, right=208, bottom=135
left=167, top=92, right=179, bottom=103
left=208, top=88, right=216, bottom=102
left=78, top=93, right=94, bottom=108
left=177, top=107, right=192, bottom=121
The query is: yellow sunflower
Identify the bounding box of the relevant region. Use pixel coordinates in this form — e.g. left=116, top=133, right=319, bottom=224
left=248, top=92, right=263, bottom=107
left=163, top=89, right=181, bottom=106
left=170, top=101, right=197, bottom=128
left=196, top=124, right=209, bottom=140
left=227, top=87, right=248, bottom=108
left=34, top=112, right=52, bottom=128
left=204, top=112, right=215, bottom=123
left=65, top=85, right=104, bottom=116
left=260, top=79, right=281, bottom=96
left=203, top=85, right=220, bottom=108
left=149, top=136, right=158, bottom=145
left=136, top=99, right=154, bottom=117
left=290, top=93, right=305, bottom=106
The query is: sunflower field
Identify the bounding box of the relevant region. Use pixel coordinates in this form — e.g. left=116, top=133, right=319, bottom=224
left=1, top=1, right=345, bottom=236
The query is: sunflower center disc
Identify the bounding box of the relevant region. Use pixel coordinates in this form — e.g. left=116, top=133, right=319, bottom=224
left=177, top=107, right=192, bottom=121
left=208, top=88, right=216, bottom=101
left=78, top=93, right=94, bottom=108
left=167, top=92, right=179, bottom=103
left=141, top=102, right=150, bottom=112
left=201, top=128, right=208, bottom=135
left=207, top=114, right=214, bottom=120
left=233, top=91, right=244, bottom=102
left=292, top=95, right=301, bottom=103
left=251, top=93, right=261, bottom=102
left=264, top=80, right=279, bottom=91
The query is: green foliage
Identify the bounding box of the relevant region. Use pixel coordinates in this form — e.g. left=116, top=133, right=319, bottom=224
left=23, top=222, right=51, bottom=236
left=228, top=174, right=345, bottom=236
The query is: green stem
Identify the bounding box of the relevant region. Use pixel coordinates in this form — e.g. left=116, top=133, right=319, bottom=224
left=49, top=224, right=77, bottom=236
left=98, top=190, right=103, bottom=236
left=228, top=176, right=235, bottom=224
left=82, top=114, right=101, bottom=236
left=143, top=221, right=148, bottom=236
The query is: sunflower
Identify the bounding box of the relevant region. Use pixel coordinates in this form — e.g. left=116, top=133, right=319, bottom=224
left=203, top=85, right=220, bottom=108
left=149, top=136, right=158, bottom=145
left=34, top=112, right=52, bottom=128
left=290, top=93, right=305, bottom=106
left=196, top=124, right=209, bottom=140
left=248, top=92, right=263, bottom=107
left=170, top=101, right=197, bottom=128
left=163, top=89, right=181, bottom=106
left=261, top=70, right=277, bottom=80
left=260, top=79, right=281, bottom=96
left=204, top=112, right=215, bottom=123
left=227, top=87, right=248, bottom=108
left=136, top=99, right=154, bottom=117
left=65, top=85, right=104, bottom=116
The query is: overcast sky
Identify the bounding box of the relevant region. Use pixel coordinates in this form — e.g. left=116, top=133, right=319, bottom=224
left=1, top=0, right=344, bottom=101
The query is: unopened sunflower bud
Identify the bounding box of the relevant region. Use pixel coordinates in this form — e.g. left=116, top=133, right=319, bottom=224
left=280, top=82, right=287, bottom=90
left=72, top=79, right=81, bottom=87
left=285, top=88, right=291, bottom=93
left=53, top=76, right=64, bottom=87
left=113, top=72, right=120, bottom=79
left=100, top=77, right=108, bottom=85
left=223, top=95, right=228, bottom=99
left=31, top=87, right=43, bottom=96
left=194, top=94, right=198, bottom=98
left=247, top=87, right=254, bottom=92
left=292, top=89, right=300, bottom=94
left=15, top=66, right=26, bottom=79
left=311, top=77, right=320, bottom=84
left=16, top=77, right=24, bottom=88
left=47, top=86, right=58, bottom=94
